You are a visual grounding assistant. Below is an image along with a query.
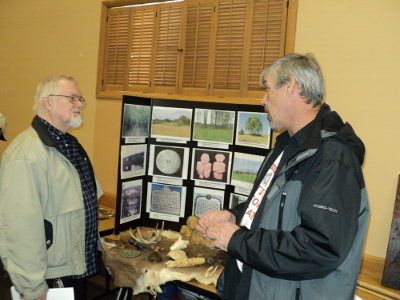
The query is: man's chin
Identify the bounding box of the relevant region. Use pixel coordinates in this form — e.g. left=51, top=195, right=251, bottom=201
left=70, top=117, right=82, bottom=128
left=269, top=121, right=280, bottom=131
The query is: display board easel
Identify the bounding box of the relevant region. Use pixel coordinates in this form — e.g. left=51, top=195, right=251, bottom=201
left=113, top=96, right=271, bottom=234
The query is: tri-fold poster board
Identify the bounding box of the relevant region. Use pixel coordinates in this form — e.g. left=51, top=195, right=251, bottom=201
left=382, top=174, right=400, bottom=290
left=113, top=95, right=272, bottom=234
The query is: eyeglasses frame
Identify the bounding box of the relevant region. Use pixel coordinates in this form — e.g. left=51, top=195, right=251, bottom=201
left=48, top=94, right=86, bottom=106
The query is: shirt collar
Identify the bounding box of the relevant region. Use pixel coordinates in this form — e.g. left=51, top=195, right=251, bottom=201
left=39, top=118, right=69, bottom=141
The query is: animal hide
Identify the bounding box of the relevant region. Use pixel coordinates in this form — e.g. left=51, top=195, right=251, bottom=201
left=102, top=229, right=224, bottom=296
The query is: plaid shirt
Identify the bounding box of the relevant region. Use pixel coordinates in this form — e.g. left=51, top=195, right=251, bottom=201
left=41, top=119, right=99, bottom=278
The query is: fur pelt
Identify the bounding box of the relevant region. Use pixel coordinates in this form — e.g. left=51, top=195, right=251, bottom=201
left=102, top=229, right=224, bottom=295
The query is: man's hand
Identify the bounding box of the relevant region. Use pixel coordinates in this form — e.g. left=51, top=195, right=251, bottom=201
left=196, top=210, right=236, bottom=239
left=36, top=294, right=47, bottom=300
left=206, top=221, right=240, bottom=251
left=196, top=210, right=239, bottom=251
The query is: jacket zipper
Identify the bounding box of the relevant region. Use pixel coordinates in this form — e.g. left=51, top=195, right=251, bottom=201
left=277, top=192, right=287, bottom=230
left=295, top=288, right=301, bottom=300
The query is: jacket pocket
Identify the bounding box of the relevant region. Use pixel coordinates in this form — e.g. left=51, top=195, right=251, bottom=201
left=44, top=219, right=53, bottom=250
left=277, top=192, right=287, bottom=230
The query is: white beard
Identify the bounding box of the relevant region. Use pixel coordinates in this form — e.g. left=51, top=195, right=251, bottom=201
left=70, top=114, right=82, bottom=128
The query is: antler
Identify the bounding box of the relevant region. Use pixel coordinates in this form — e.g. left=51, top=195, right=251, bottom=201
left=129, top=221, right=164, bottom=244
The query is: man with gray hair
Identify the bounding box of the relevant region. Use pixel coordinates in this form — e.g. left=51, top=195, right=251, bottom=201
left=0, top=112, right=7, bottom=141
left=0, top=75, right=103, bottom=300
left=197, top=53, right=369, bottom=299
left=0, top=112, right=12, bottom=300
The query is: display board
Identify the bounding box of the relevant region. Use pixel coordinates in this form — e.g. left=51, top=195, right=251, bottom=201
left=114, top=96, right=272, bottom=234
left=382, top=174, right=400, bottom=290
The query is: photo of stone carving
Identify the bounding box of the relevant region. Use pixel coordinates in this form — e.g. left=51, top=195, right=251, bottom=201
left=193, top=187, right=224, bottom=218
left=192, top=149, right=231, bottom=184
left=149, top=184, right=182, bottom=216
left=196, top=153, right=212, bottom=179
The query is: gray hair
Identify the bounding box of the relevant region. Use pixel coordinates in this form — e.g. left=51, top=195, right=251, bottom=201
left=33, top=75, right=76, bottom=114
left=260, top=53, right=324, bottom=107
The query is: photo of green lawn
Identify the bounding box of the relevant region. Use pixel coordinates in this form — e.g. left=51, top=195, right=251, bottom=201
left=231, top=171, right=257, bottom=184
left=193, top=109, right=235, bottom=144
left=231, top=152, right=264, bottom=186
left=151, top=122, right=190, bottom=138
left=237, top=133, right=269, bottom=144
left=151, top=106, right=192, bottom=139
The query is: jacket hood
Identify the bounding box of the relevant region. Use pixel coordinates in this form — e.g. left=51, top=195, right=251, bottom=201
left=318, top=104, right=365, bottom=165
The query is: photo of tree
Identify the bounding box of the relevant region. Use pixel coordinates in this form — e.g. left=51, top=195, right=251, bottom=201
left=122, top=104, right=151, bottom=138
left=193, top=109, right=235, bottom=144
left=236, top=111, right=270, bottom=148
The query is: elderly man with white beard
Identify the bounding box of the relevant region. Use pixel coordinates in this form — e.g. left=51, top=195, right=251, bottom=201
left=0, top=75, right=103, bottom=300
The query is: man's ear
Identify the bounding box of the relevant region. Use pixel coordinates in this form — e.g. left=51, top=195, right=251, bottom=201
left=286, top=75, right=298, bottom=96
left=41, top=96, right=53, bottom=110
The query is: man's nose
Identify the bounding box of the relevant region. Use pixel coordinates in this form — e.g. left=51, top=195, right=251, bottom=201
left=261, top=93, right=268, bottom=106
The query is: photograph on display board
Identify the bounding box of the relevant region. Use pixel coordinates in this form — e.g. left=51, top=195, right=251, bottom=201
left=120, top=144, right=147, bottom=179
left=122, top=104, right=151, bottom=138
left=120, top=179, right=142, bottom=223
left=229, top=193, right=248, bottom=209
left=147, top=183, right=185, bottom=218
left=150, top=106, right=192, bottom=141
left=148, top=144, right=189, bottom=179
left=191, top=148, right=232, bottom=184
left=192, top=187, right=225, bottom=218
left=236, top=111, right=271, bottom=149
left=231, top=152, right=265, bottom=194
left=193, top=108, right=235, bottom=145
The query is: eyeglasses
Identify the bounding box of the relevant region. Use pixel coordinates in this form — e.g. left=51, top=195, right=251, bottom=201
left=48, top=94, right=86, bottom=106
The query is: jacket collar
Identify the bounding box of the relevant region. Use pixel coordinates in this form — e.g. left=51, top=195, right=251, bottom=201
left=31, top=115, right=64, bottom=153
left=298, top=103, right=330, bottom=152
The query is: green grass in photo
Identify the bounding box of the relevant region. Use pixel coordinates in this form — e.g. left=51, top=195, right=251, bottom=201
left=194, top=126, right=233, bottom=143
left=238, top=133, right=269, bottom=145
left=152, top=122, right=190, bottom=138
left=232, top=172, right=257, bottom=184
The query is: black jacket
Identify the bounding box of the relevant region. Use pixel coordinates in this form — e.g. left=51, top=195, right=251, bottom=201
left=217, top=104, right=369, bottom=300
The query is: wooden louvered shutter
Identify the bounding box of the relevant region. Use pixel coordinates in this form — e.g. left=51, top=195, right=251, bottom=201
left=212, top=0, right=248, bottom=95
left=181, top=0, right=214, bottom=96
left=128, top=6, right=156, bottom=93
left=102, top=7, right=131, bottom=91
left=247, top=0, right=287, bottom=92
left=153, top=2, right=183, bottom=93
left=97, top=0, right=295, bottom=100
